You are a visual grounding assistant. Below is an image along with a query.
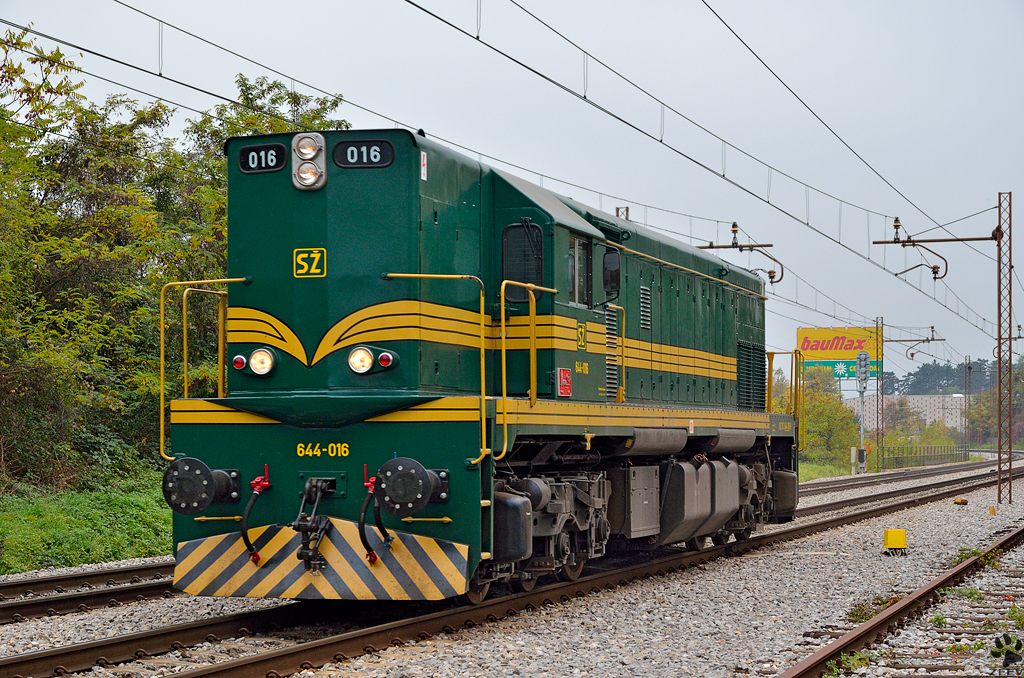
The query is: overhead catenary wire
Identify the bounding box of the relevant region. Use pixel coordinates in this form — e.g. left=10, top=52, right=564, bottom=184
left=394, top=1, right=994, bottom=337
left=7, top=8, right=997, bottom=340
left=701, top=2, right=1000, bottom=267
left=0, top=17, right=734, bottom=244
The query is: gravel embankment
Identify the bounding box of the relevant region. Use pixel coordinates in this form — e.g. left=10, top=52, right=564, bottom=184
left=301, top=483, right=1024, bottom=678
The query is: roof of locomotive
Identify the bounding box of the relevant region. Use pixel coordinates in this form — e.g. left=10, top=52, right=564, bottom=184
left=553, top=194, right=764, bottom=295
left=223, top=129, right=763, bottom=295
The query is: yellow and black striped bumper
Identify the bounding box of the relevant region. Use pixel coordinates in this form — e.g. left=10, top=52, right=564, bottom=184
left=173, top=518, right=470, bottom=600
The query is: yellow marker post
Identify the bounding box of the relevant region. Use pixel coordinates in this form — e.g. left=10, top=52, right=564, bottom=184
left=883, top=529, right=908, bottom=556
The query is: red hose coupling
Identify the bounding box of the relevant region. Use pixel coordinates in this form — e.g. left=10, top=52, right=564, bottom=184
left=251, top=463, right=271, bottom=494
left=365, top=551, right=378, bottom=564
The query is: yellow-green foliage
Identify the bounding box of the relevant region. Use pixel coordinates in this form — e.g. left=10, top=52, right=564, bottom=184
left=0, top=30, right=348, bottom=491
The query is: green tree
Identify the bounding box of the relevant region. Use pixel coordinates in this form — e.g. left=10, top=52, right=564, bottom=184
left=800, top=367, right=859, bottom=466
left=0, top=35, right=349, bottom=489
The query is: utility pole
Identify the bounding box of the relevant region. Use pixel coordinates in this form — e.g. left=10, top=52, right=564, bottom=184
left=877, top=317, right=884, bottom=471
left=965, top=356, right=971, bottom=451
left=996, top=193, right=1013, bottom=503
left=873, top=195, right=1012, bottom=502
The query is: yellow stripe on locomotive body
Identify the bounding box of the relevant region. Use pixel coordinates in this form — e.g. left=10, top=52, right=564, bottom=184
left=170, top=399, right=280, bottom=425
left=172, top=518, right=470, bottom=601
left=226, top=301, right=739, bottom=382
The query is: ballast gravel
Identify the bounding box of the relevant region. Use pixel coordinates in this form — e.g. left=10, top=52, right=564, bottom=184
left=1, top=472, right=1019, bottom=678
left=304, top=482, right=1024, bottom=678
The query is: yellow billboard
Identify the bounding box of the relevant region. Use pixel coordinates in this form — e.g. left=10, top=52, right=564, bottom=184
left=797, top=326, right=878, bottom=361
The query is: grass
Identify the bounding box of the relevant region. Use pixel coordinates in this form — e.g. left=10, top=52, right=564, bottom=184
left=798, top=462, right=850, bottom=481
left=847, top=592, right=904, bottom=623
left=1008, top=605, right=1024, bottom=629
left=0, top=469, right=172, bottom=575
left=946, top=546, right=1002, bottom=570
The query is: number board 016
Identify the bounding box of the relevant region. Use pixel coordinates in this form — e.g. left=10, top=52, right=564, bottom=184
left=333, top=140, right=395, bottom=169
left=238, top=143, right=287, bottom=174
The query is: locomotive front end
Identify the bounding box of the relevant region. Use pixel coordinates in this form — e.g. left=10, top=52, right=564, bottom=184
left=163, top=130, right=488, bottom=601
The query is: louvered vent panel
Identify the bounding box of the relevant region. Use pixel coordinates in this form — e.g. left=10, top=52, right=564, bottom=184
left=605, top=308, right=619, bottom=400
left=639, top=286, right=652, bottom=330
left=737, top=341, right=766, bottom=411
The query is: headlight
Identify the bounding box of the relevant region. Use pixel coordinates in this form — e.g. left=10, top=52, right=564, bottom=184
left=348, top=347, right=374, bottom=374
left=295, top=162, right=321, bottom=186
left=249, top=348, right=275, bottom=375
left=294, top=135, right=320, bottom=160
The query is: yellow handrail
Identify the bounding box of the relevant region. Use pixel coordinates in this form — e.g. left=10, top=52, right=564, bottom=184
left=611, top=243, right=767, bottom=300
left=497, top=280, right=558, bottom=461
left=182, top=288, right=228, bottom=399
left=765, top=349, right=805, bottom=452
left=606, top=303, right=626, bottom=403
left=159, top=278, right=247, bottom=461
left=384, top=273, right=491, bottom=466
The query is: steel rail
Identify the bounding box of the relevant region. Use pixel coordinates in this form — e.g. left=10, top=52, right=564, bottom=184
left=0, top=605, right=305, bottom=678
left=799, top=459, right=994, bottom=496
left=8, top=466, right=1019, bottom=678
left=795, top=471, right=997, bottom=518
left=0, top=579, right=177, bottom=625
left=0, top=562, right=172, bottom=600
left=778, top=521, right=1024, bottom=678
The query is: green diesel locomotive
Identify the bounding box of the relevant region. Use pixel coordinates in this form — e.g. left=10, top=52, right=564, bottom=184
left=161, top=128, right=800, bottom=602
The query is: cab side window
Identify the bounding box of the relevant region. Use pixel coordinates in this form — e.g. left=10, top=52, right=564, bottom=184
left=503, top=219, right=545, bottom=303
left=567, top=236, right=591, bottom=307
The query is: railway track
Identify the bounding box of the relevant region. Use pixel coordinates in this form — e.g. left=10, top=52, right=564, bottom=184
left=798, top=457, right=997, bottom=497
left=0, top=466, right=997, bottom=629
left=778, top=522, right=1024, bottom=677
left=794, top=469, right=1001, bottom=518
left=0, top=562, right=175, bottom=625
left=7, top=464, right=1021, bottom=678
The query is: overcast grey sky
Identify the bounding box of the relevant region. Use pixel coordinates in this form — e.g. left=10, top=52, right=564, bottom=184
left=5, top=1, right=1022, bottom=386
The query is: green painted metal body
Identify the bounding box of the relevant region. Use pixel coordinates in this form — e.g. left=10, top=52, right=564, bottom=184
left=168, top=129, right=794, bottom=589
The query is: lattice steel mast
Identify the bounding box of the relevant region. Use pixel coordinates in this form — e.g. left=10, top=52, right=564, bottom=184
left=997, top=192, right=1012, bottom=504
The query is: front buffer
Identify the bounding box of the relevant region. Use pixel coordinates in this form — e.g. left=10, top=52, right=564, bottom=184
left=164, top=398, right=483, bottom=601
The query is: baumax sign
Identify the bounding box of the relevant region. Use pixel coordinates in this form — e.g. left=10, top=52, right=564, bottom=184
left=796, top=327, right=878, bottom=361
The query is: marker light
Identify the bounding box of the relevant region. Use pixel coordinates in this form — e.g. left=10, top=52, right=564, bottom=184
left=294, top=135, right=320, bottom=160
left=295, top=162, right=321, bottom=186
left=378, top=352, right=393, bottom=368
left=249, top=348, right=275, bottom=375
left=348, top=347, right=374, bottom=374
left=232, top=355, right=247, bottom=370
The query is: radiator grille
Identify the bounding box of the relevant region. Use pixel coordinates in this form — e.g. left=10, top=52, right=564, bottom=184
left=737, top=341, right=766, bottom=411
left=605, top=308, right=619, bottom=400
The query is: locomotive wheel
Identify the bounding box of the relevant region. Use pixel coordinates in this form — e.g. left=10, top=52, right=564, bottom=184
left=557, top=557, right=586, bottom=582
left=511, top=577, right=537, bottom=593
left=686, top=536, right=708, bottom=551
left=711, top=534, right=729, bottom=547
left=460, top=578, right=491, bottom=605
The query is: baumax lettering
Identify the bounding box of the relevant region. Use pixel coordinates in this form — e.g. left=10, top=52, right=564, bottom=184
left=800, top=336, right=868, bottom=352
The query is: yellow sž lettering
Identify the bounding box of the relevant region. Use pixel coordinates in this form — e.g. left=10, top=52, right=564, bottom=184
left=293, top=248, right=326, bottom=277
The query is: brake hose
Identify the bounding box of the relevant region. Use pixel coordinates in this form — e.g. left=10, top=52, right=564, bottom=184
left=373, top=492, right=394, bottom=548
left=358, top=490, right=378, bottom=564
left=243, top=465, right=271, bottom=565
